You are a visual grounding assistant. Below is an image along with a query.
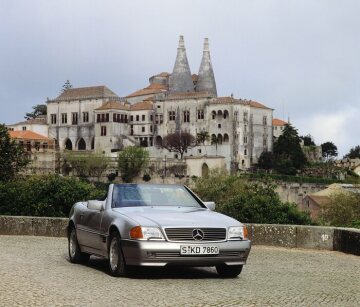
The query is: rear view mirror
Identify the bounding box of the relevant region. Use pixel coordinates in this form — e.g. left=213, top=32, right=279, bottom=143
left=203, top=201, right=216, bottom=211
left=87, top=200, right=104, bottom=211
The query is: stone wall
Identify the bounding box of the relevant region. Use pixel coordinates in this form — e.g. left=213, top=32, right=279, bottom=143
left=1, top=216, right=359, bottom=256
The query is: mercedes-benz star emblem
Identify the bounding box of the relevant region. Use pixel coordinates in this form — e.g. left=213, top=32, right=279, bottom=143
left=192, top=229, right=204, bottom=240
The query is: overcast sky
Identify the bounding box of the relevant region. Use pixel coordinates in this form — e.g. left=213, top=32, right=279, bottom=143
left=0, top=0, right=359, bottom=156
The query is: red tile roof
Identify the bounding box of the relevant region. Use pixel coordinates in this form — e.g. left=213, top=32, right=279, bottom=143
left=130, top=100, right=154, bottom=111
left=54, top=86, right=118, bottom=100
left=9, top=131, right=52, bottom=141
left=95, top=101, right=130, bottom=111
left=272, top=118, right=288, bottom=126
left=126, top=83, right=168, bottom=98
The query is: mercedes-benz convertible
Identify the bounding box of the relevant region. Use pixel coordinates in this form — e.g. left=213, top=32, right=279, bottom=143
left=67, top=184, right=251, bottom=277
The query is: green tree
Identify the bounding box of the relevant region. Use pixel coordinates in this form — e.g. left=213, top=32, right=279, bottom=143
left=344, top=145, right=360, bottom=159
left=274, top=123, right=307, bottom=173
left=193, top=170, right=313, bottom=225
left=61, top=80, right=73, bottom=93
left=321, top=142, right=338, bottom=160
left=300, top=134, right=315, bottom=146
left=211, top=134, right=219, bottom=156
left=118, top=146, right=149, bottom=182
left=319, top=192, right=360, bottom=228
left=258, top=151, right=275, bottom=170
left=0, top=124, right=29, bottom=182
left=196, top=130, right=210, bottom=155
left=64, top=152, right=109, bottom=179
left=25, top=104, right=47, bottom=120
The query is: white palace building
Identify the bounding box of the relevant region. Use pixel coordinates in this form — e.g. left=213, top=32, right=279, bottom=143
left=9, top=36, right=276, bottom=176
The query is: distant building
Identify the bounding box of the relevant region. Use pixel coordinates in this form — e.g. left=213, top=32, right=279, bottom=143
left=301, top=183, right=360, bottom=219
left=9, top=130, right=56, bottom=174
left=8, top=36, right=276, bottom=175
left=272, top=118, right=287, bottom=140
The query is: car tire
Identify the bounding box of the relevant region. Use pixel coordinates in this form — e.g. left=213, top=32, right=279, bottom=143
left=216, top=264, right=243, bottom=278
left=68, top=227, right=90, bottom=264
left=108, top=232, right=127, bottom=277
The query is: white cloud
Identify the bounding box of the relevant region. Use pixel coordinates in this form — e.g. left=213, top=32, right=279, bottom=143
left=296, top=107, right=360, bottom=157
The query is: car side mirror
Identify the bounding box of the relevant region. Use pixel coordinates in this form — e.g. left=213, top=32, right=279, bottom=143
left=203, top=201, right=216, bottom=211
left=87, top=200, right=105, bottom=211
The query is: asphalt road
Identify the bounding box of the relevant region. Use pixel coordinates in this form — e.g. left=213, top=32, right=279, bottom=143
left=0, top=236, right=359, bottom=306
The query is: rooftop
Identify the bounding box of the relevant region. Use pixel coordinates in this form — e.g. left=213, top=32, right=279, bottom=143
left=130, top=100, right=154, bottom=111
left=273, top=118, right=288, bottom=126
left=95, top=101, right=130, bottom=111
left=9, top=130, right=52, bottom=141
left=52, top=86, right=119, bottom=101
left=126, top=83, right=168, bottom=98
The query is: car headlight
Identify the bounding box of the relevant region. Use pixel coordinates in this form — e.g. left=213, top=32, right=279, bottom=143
left=228, top=226, right=248, bottom=240
left=130, top=226, right=165, bottom=240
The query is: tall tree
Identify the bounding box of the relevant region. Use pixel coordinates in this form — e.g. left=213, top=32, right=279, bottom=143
left=24, top=104, right=47, bottom=120
left=344, top=145, right=360, bottom=159
left=196, top=130, right=209, bottom=155
left=162, top=131, right=196, bottom=159
left=0, top=124, right=29, bottom=181
left=211, top=134, right=219, bottom=156
left=258, top=151, right=275, bottom=170
left=118, top=146, right=149, bottom=183
left=300, top=134, right=315, bottom=146
left=61, top=80, right=73, bottom=93
left=274, top=123, right=307, bottom=172
left=321, top=142, right=338, bottom=160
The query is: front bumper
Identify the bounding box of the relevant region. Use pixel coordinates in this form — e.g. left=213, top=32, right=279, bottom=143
left=121, top=239, right=251, bottom=267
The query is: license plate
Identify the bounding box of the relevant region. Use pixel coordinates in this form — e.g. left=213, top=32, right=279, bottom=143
left=180, top=245, right=219, bottom=255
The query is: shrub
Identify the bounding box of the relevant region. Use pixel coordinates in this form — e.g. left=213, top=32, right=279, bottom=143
left=193, top=170, right=313, bottom=225
left=0, top=175, right=106, bottom=217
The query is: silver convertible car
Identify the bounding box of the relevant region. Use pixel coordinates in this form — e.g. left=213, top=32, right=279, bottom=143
left=67, top=184, right=251, bottom=277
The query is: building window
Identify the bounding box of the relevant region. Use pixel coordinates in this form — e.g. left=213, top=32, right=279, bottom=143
left=101, top=126, right=107, bottom=136
left=22, top=126, right=26, bottom=131
left=244, top=149, right=247, bottom=156
left=125, top=115, right=128, bottom=123
left=212, top=111, right=216, bottom=119
left=136, top=115, right=139, bottom=121
left=168, top=111, right=175, bottom=121
left=244, top=136, right=248, bottom=144
left=120, top=114, right=124, bottom=123
left=183, top=111, right=190, bottom=123
left=155, top=114, right=163, bottom=124
left=97, top=113, right=109, bottom=123
left=72, top=112, right=78, bottom=125
left=82, top=112, right=89, bottom=123
left=218, top=124, right=221, bottom=129
left=263, top=139, right=267, bottom=146
left=61, top=113, right=67, bottom=124
left=243, top=111, right=248, bottom=121
left=43, top=143, right=48, bottom=150
left=130, top=115, right=133, bottom=122
left=35, top=142, right=40, bottom=151
left=263, top=116, right=267, bottom=125
left=197, top=110, right=204, bottom=120
left=150, top=114, right=153, bottom=121
left=142, top=126, right=145, bottom=133
left=51, top=114, right=57, bottom=124
left=150, top=125, right=153, bottom=133
left=142, top=115, right=145, bottom=121
left=130, top=125, right=134, bottom=135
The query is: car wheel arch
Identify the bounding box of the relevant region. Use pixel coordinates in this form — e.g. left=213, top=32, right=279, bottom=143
left=67, top=220, right=76, bottom=238
left=107, top=225, right=121, bottom=252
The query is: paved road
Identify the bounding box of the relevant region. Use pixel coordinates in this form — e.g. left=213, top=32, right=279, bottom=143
left=0, top=236, right=359, bottom=307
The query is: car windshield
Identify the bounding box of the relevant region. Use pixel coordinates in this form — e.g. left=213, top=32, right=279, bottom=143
left=112, top=184, right=203, bottom=208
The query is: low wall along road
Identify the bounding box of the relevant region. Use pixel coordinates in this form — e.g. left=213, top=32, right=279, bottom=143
left=0, top=215, right=359, bottom=256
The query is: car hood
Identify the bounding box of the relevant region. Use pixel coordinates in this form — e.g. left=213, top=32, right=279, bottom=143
left=112, top=206, right=242, bottom=228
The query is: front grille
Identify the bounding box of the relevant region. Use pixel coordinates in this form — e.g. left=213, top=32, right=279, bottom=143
left=165, top=228, right=226, bottom=242
left=148, top=251, right=245, bottom=258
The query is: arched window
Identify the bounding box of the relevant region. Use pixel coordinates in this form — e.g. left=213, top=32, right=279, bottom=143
left=217, top=134, right=222, bottom=144
left=202, top=163, right=209, bottom=177
left=155, top=136, right=163, bottom=147
left=223, top=133, right=229, bottom=143
left=211, top=134, right=217, bottom=144
left=217, top=110, right=223, bottom=116
left=211, top=111, right=216, bottom=120
left=77, top=138, right=86, bottom=150
left=65, top=139, right=73, bottom=150
left=91, top=138, right=95, bottom=150
left=223, top=110, right=229, bottom=119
